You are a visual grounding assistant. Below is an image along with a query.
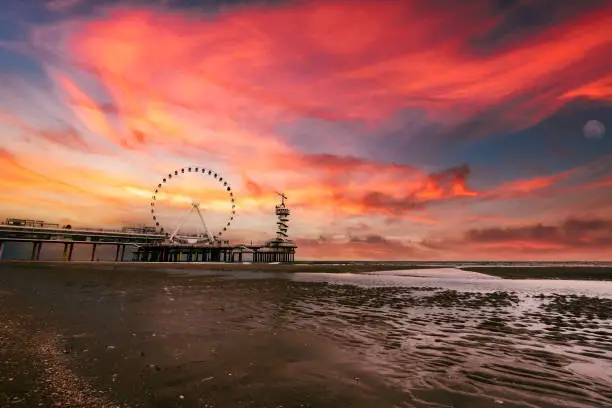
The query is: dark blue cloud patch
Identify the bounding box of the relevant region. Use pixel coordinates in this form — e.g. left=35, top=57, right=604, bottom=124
left=445, top=99, right=612, bottom=189
left=58, top=0, right=293, bottom=14
left=170, top=0, right=291, bottom=11
left=345, top=97, right=612, bottom=192
left=0, top=46, right=47, bottom=80
left=470, top=0, right=608, bottom=55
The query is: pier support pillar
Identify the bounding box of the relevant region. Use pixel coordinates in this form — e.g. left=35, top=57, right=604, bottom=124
left=31, top=242, right=44, bottom=261
left=91, top=244, right=97, bottom=262
left=63, top=243, right=69, bottom=261
left=31, top=242, right=38, bottom=261
left=67, top=243, right=74, bottom=261
left=120, top=245, right=126, bottom=262
left=0, top=241, right=4, bottom=260
left=114, top=244, right=121, bottom=262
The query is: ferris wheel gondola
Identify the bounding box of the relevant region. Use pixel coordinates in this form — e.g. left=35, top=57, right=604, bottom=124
left=150, top=166, right=236, bottom=244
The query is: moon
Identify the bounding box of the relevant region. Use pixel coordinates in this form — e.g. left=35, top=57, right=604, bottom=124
left=583, top=120, right=606, bottom=139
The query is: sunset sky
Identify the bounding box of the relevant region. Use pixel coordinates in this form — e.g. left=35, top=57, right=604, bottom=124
left=1, top=0, right=611, bottom=260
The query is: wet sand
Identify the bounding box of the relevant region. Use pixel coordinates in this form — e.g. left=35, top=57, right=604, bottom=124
left=1, top=262, right=611, bottom=407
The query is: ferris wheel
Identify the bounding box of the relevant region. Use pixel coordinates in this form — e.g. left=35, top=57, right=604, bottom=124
left=150, top=166, right=236, bottom=243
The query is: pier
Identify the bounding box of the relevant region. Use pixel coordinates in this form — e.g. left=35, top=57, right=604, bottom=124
left=0, top=223, right=163, bottom=261
left=0, top=217, right=297, bottom=264
left=0, top=176, right=299, bottom=263
left=133, top=242, right=296, bottom=263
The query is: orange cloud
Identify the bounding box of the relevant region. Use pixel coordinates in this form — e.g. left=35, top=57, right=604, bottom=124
left=240, top=159, right=479, bottom=216
left=1, top=0, right=610, bottom=260
left=0, top=149, right=155, bottom=224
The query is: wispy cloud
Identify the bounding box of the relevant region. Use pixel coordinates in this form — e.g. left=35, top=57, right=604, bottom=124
left=0, top=0, right=610, bottom=259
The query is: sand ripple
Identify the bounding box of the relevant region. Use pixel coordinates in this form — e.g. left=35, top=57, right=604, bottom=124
left=274, top=282, right=612, bottom=408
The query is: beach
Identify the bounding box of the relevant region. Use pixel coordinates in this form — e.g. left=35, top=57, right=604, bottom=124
left=1, top=262, right=611, bottom=407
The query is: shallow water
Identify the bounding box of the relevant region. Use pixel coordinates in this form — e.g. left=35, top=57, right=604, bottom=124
left=0, top=264, right=611, bottom=408
left=293, top=267, right=612, bottom=297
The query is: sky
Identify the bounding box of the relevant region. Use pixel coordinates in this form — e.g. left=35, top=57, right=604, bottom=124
left=0, top=0, right=611, bottom=261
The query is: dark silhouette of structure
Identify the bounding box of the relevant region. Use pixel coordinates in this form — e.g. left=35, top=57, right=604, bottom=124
left=0, top=191, right=298, bottom=263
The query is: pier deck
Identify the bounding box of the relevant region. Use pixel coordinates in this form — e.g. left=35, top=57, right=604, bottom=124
left=134, top=243, right=296, bottom=263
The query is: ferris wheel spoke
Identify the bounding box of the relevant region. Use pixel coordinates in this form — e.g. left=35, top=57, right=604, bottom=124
left=194, top=205, right=213, bottom=243
left=170, top=205, right=195, bottom=242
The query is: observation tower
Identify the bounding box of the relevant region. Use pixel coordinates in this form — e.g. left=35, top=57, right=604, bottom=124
left=275, top=192, right=290, bottom=242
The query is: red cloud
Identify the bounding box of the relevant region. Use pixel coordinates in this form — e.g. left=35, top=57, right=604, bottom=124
left=21, top=0, right=610, bottom=198
left=25, top=0, right=609, bottom=151
left=243, top=158, right=478, bottom=216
